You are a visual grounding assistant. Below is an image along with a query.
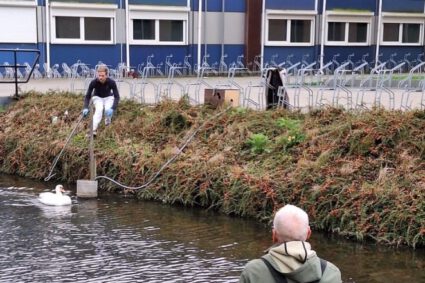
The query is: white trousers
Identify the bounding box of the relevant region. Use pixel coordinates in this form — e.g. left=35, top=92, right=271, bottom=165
left=92, top=96, right=114, bottom=131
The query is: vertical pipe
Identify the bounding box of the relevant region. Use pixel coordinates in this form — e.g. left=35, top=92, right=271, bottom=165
left=375, top=0, right=382, bottom=68
left=14, top=51, right=18, bottom=97
left=320, top=0, right=327, bottom=70
left=260, top=0, right=265, bottom=72
left=221, top=0, right=225, bottom=58
left=46, top=0, right=51, bottom=75
left=204, top=0, right=208, bottom=56
left=125, top=0, right=130, bottom=71
left=197, top=0, right=203, bottom=73
left=120, top=0, right=123, bottom=64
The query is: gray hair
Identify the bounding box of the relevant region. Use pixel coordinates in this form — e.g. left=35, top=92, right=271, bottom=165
left=273, top=204, right=310, bottom=242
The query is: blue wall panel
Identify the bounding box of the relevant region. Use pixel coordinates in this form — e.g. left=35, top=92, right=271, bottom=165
left=193, top=44, right=245, bottom=69
left=323, top=46, right=375, bottom=66
left=379, top=46, right=424, bottom=65
left=129, top=0, right=187, bottom=6
left=266, top=0, right=315, bottom=11
left=382, top=0, right=425, bottom=13
left=130, top=45, right=191, bottom=74
left=264, top=46, right=317, bottom=67
left=327, top=0, right=376, bottom=12
left=50, top=45, right=122, bottom=69
left=192, top=0, right=245, bottom=12
left=0, top=43, right=40, bottom=66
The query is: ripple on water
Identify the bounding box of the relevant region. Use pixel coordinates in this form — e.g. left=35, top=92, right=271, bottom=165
left=0, top=187, right=243, bottom=282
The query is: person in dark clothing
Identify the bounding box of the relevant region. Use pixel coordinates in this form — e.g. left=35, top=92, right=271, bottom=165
left=82, top=65, right=120, bottom=135
left=265, top=68, right=289, bottom=109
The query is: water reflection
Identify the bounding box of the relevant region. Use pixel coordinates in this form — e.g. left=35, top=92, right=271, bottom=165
left=0, top=174, right=423, bottom=283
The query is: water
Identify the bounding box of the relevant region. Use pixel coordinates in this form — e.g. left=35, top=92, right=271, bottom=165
left=0, top=174, right=424, bottom=283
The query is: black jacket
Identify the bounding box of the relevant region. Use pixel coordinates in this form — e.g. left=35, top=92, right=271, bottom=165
left=84, top=77, right=120, bottom=110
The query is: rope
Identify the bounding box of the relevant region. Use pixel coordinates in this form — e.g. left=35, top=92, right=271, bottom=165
left=44, top=114, right=84, bottom=181
left=95, top=105, right=232, bottom=191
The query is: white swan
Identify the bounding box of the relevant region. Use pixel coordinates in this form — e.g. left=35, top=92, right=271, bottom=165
left=39, top=185, right=72, bottom=206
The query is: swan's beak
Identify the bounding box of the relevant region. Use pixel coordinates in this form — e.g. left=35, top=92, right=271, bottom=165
left=60, top=188, right=66, bottom=193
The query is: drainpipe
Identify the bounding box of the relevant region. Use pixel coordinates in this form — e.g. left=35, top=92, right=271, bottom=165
left=204, top=0, right=208, bottom=56
left=197, top=0, right=202, bottom=73
left=125, top=0, right=130, bottom=71
left=320, top=0, right=327, bottom=70
left=260, top=0, right=265, bottom=72
left=375, top=0, right=382, bottom=68
left=119, top=0, right=123, bottom=64
left=221, top=0, right=225, bottom=59
left=45, top=0, right=51, bottom=75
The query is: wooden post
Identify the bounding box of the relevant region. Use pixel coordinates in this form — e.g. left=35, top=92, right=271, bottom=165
left=89, top=104, right=96, bottom=180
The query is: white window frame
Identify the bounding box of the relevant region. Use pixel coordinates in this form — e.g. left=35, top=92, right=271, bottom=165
left=381, top=13, right=425, bottom=46
left=50, top=2, right=116, bottom=45
left=325, top=11, right=373, bottom=46
left=129, top=5, right=189, bottom=45
left=265, top=10, right=315, bottom=47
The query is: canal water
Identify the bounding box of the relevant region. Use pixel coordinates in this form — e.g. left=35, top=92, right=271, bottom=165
left=0, top=174, right=423, bottom=282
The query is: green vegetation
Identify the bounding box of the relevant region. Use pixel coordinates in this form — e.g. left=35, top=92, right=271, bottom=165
left=0, top=91, right=424, bottom=248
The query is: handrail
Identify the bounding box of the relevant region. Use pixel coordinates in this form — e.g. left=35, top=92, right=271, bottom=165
left=0, top=48, right=40, bottom=97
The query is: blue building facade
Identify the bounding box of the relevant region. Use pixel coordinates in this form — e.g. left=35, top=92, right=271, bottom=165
left=1, top=0, right=424, bottom=74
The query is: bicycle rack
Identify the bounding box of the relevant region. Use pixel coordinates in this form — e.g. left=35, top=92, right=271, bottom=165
left=398, top=61, right=425, bottom=89
left=183, top=54, right=192, bottom=76
left=317, top=61, right=352, bottom=109
left=0, top=48, right=40, bottom=97
left=157, top=64, right=186, bottom=101
left=356, top=61, right=387, bottom=109
left=184, top=65, right=213, bottom=105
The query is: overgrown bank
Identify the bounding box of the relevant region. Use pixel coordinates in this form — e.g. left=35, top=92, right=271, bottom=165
left=0, top=92, right=424, bottom=248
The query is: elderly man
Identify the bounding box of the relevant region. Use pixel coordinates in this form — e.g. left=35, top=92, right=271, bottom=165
left=82, top=65, right=120, bottom=136
left=239, top=204, right=342, bottom=283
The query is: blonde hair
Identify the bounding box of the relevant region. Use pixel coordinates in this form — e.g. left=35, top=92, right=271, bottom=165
left=97, top=64, right=109, bottom=75
left=273, top=204, right=310, bottom=242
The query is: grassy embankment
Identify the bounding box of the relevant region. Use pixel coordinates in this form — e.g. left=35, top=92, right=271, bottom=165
left=0, top=91, right=424, bottom=248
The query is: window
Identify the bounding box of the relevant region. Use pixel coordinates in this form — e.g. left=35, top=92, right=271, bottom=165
left=85, top=17, right=111, bottom=41
left=160, top=20, right=183, bottom=42
left=50, top=2, right=116, bottom=44
left=402, top=24, right=420, bottom=43
left=266, top=12, right=314, bottom=46
left=328, top=22, right=345, bottom=42
left=383, top=23, right=399, bottom=42
left=348, top=23, right=367, bottom=43
left=327, top=21, right=369, bottom=45
left=53, top=16, right=112, bottom=43
left=130, top=6, right=188, bottom=45
left=56, top=17, right=80, bottom=39
left=268, top=19, right=286, bottom=41
left=291, top=20, right=311, bottom=43
left=325, top=11, right=372, bottom=46
left=133, top=19, right=155, bottom=40
left=382, top=22, right=422, bottom=44
left=381, top=13, right=425, bottom=45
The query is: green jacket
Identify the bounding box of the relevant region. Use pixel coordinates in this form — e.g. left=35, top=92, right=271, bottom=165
left=239, top=241, right=342, bottom=283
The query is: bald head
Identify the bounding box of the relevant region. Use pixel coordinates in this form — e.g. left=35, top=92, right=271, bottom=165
left=273, top=204, right=310, bottom=242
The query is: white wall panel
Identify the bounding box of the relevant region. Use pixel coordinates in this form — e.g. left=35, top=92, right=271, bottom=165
left=0, top=7, right=37, bottom=43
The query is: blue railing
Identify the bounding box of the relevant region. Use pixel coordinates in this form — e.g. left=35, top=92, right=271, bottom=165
left=0, top=48, right=40, bottom=97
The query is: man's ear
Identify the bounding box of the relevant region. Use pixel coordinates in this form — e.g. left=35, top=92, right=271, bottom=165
left=272, top=229, right=279, bottom=243
left=306, top=227, right=312, bottom=240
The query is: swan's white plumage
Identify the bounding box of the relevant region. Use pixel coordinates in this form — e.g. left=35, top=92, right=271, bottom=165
left=39, top=185, right=71, bottom=206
